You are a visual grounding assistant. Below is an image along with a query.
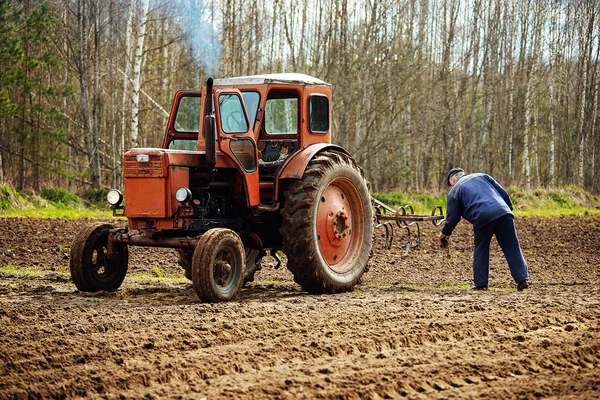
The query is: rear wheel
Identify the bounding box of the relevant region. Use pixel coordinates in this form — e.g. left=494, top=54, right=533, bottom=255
left=70, top=224, right=128, bottom=292
left=192, top=228, right=245, bottom=302
left=280, top=151, right=373, bottom=294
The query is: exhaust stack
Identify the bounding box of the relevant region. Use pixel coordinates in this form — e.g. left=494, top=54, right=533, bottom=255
left=203, top=78, right=216, bottom=169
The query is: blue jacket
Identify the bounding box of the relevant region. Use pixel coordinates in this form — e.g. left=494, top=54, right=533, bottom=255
left=441, top=173, right=513, bottom=236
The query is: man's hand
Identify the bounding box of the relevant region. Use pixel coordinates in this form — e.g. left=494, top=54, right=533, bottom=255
left=438, top=233, right=449, bottom=248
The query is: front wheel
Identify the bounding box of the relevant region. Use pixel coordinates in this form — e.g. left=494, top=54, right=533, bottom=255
left=70, top=224, right=128, bottom=292
left=179, top=247, right=258, bottom=285
left=192, top=228, right=245, bottom=302
left=280, top=150, right=373, bottom=294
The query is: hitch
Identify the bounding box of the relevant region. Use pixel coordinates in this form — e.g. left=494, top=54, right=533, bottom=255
left=372, top=197, right=445, bottom=256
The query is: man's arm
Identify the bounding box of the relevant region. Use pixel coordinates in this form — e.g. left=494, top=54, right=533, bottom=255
left=485, top=175, right=513, bottom=210
left=441, top=193, right=461, bottom=237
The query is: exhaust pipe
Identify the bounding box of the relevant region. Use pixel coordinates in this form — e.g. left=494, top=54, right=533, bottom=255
left=204, top=77, right=216, bottom=169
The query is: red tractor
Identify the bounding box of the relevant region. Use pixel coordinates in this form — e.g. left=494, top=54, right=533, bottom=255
left=70, top=73, right=373, bottom=302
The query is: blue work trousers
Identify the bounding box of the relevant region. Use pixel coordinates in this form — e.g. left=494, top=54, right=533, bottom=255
left=473, top=214, right=529, bottom=287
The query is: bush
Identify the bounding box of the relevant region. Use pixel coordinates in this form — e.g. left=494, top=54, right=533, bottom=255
left=40, top=188, right=81, bottom=206
left=0, top=183, right=31, bottom=210
left=79, top=188, right=110, bottom=206
left=548, top=190, right=569, bottom=207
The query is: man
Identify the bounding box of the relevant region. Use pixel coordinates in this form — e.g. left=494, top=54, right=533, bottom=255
left=438, top=168, right=529, bottom=291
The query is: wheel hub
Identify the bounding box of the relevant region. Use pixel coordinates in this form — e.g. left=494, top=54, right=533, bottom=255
left=214, top=255, right=233, bottom=286
left=331, top=209, right=350, bottom=241
left=317, top=183, right=354, bottom=266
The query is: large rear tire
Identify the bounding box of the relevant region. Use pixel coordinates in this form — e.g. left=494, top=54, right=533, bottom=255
left=280, top=151, right=373, bottom=294
left=70, top=224, right=128, bottom=292
left=191, top=228, right=245, bottom=302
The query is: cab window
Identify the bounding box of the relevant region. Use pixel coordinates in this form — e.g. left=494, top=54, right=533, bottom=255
left=174, top=96, right=201, bottom=133
left=168, top=139, right=198, bottom=150
left=242, top=91, right=260, bottom=129
left=309, top=95, right=329, bottom=133
left=219, top=94, right=249, bottom=133
left=264, top=91, right=298, bottom=135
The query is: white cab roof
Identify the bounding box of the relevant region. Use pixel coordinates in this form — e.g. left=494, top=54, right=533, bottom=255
left=214, top=73, right=330, bottom=86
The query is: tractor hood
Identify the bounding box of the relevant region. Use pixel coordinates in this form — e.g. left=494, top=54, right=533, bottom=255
left=122, top=148, right=204, bottom=221
left=124, top=148, right=207, bottom=178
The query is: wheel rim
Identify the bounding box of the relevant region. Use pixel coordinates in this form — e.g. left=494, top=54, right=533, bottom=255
left=317, top=178, right=365, bottom=272
left=213, top=247, right=237, bottom=289
left=91, top=240, right=113, bottom=280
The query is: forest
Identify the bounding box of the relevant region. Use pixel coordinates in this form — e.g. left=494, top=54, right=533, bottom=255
left=0, top=0, right=599, bottom=193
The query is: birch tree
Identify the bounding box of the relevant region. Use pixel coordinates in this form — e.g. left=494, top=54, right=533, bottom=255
left=130, top=0, right=149, bottom=147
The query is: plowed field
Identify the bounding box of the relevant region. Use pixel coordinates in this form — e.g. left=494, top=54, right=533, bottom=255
left=1, top=216, right=599, bottom=399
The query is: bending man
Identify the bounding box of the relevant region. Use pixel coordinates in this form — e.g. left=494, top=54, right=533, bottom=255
left=438, top=168, right=529, bottom=291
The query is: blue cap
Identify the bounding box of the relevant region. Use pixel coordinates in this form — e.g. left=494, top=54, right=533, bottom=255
left=447, top=168, right=464, bottom=186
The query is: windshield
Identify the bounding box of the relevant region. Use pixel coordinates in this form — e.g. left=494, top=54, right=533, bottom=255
left=219, top=94, right=249, bottom=133
left=174, top=96, right=201, bottom=133
left=168, top=139, right=198, bottom=150
left=242, top=91, right=260, bottom=129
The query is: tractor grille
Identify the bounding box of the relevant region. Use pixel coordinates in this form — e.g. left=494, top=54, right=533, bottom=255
left=124, top=154, right=165, bottom=177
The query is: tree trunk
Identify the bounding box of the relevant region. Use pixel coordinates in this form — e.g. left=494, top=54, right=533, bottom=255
left=121, top=4, right=133, bottom=169
left=523, top=82, right=531, bottom=190
left=76, top=0, right=101, bottom=188
left=130, top=0, right=150, bottom=148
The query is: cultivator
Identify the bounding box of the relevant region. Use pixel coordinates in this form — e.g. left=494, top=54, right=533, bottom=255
left=372, top=198, right=445, bottom=256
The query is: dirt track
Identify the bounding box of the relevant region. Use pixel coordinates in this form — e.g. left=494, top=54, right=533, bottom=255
left=1, top=216, right=599, bottom=399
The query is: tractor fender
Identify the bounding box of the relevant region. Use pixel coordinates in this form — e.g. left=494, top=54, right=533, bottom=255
left=275, top=143, right=352, bottom=201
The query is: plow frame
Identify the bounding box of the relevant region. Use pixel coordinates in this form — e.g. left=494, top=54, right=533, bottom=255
left=372, top=198, right=445, bottom=256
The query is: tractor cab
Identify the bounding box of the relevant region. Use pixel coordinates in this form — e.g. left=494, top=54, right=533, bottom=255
left=116, top=73, right=335, bottom=233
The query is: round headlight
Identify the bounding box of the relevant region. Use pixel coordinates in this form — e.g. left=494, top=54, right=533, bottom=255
left=175, top=187, right=192, bottom=203
left=106, top=189, right=123, bottom=206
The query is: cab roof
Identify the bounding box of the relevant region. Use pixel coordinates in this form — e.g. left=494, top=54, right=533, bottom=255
left=213, top=73, right=330, bottom=87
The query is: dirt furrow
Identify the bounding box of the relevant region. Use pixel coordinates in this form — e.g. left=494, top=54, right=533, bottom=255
left=1, top=216, right=599, bottom=398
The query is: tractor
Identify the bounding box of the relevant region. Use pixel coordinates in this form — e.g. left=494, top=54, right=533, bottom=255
left=70, top=73, right=374, bottom=302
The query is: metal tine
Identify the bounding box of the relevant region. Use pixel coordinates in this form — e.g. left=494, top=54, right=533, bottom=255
left=372, top=198, right=443, bottom=255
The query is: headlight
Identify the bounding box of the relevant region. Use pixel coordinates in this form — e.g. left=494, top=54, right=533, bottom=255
left=106, top=189, right=123, bottom=206
left=175, top=187, right=192, bottom=203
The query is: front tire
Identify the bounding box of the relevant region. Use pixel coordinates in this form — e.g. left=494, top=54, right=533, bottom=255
left=192, top=228, right=245, bottom=302
left=179, top=247, right=258, bottom=285
left=70, top=224, right=128, bottom=292
left=280, top=151, right=373, bottom=294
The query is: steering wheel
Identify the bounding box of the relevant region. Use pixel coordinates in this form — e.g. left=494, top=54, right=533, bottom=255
left=226, top=111, right=246, bottom=132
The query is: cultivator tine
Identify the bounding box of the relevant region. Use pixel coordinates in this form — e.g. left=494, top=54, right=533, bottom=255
left=374, top=208, right=394, bottom=249
left=372, top=197, right=445, bottom=256
left=375, top=221, right=394, bottom=250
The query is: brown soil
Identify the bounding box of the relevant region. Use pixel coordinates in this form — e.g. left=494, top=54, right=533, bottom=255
left=0, top=216, right=599, bottom=399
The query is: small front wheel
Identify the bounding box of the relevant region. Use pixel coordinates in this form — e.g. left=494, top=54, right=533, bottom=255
left=192, top=228, right=245, bottom=302
left=70, top=224, right=128, bottom=292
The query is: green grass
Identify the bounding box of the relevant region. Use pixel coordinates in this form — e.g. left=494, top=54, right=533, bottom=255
left=0, top=263, right=70, bottom=277
left=127, top=271, right=188, bottom=283
left=374, top=185, right=600, bottom=217
left=515, top=207, right=600, bottom=217
left=0, top=263, right=188, bottom=284
left=0, top=207, right=114, bottom=218
left=151, top=266, right=166, bottom=278
left=508, top=185, right=600, bottom=216
left=0, top=183, right=115, bottom=218
left=2, top=182, right=600, bottom=219
left=372, top=191, right=447, bottom=214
